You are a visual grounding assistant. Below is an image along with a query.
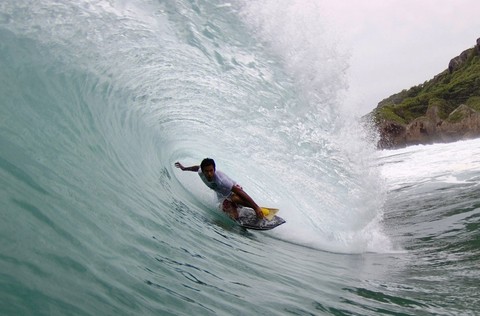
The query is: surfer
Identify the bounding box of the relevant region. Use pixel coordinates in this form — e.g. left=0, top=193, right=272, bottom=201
left=174, top=158, right=264, bottom=220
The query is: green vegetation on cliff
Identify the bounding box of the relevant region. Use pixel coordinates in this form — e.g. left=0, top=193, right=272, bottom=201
left=372, top=45, right=480, bottom=125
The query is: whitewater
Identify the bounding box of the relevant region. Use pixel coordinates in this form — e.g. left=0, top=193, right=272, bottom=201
left=1, top=0, right=479, bottom=315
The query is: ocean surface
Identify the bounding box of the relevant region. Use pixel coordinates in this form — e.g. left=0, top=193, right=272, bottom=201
left=1, top=1, right=479, bottom=315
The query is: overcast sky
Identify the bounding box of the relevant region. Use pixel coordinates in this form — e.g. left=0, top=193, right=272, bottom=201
left=319, top=0, right=480, bottom=115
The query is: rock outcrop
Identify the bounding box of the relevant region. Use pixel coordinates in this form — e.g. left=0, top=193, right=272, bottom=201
left=448, top=48, right=471, bottom=73
left=377, top=104, right=480, bottom=148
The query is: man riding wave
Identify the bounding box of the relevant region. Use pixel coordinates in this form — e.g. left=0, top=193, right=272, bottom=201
left=174, top=158, right=264, bottom=220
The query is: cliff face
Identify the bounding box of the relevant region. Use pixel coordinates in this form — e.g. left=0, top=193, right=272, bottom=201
left=371, top=37, right=480, bottom=149
left=377, top=103, right=480, bottom=148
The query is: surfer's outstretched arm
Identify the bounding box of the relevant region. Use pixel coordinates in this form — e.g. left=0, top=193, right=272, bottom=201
left=174, top=162, right=199, bottom=172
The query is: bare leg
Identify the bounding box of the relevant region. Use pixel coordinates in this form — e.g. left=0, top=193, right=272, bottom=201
left=230, top=193, right=254, bottom=210
left=231, top=185, right=264, bottom=219
left=222, top=199, right=239, bottom=219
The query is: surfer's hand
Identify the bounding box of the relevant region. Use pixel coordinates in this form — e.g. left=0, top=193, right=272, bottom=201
left=174, top=163, right=200, bottom=172
left=254, top=207, right=264, bottom=219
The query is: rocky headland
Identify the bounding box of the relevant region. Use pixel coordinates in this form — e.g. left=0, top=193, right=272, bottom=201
left=368, top=37, right=480, bottom=149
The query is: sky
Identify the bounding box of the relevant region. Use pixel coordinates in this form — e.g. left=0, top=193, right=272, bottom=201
left=319, top=0, right=480, bottom=115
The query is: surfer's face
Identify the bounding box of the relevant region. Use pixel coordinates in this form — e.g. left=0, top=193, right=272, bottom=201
left=202, top=165, right=215, bottom=181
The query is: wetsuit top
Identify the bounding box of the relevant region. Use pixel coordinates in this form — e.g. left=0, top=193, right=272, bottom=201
left=198, top=169, right=236, bottom=199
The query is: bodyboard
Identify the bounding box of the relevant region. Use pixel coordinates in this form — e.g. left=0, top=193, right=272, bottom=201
left=235, top=207, right=285, bottom=231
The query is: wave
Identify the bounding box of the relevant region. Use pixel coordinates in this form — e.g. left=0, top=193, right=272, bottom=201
left=0, top=0, right=391, bottom=254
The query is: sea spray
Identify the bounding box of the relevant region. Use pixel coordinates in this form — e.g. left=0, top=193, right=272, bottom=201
left=238, top=0, right=391, bottom=252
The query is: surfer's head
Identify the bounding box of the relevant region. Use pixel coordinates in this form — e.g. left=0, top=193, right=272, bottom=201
left=201, top=158, right=216, bottom=181
left=201, top=158, right=215, bottom=171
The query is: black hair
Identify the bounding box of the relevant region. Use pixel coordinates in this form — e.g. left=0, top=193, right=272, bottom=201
left=200, top=158, right=215, bottom=171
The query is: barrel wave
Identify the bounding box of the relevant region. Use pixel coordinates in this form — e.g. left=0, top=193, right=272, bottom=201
left=1, top=1, right=478, bottom=315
